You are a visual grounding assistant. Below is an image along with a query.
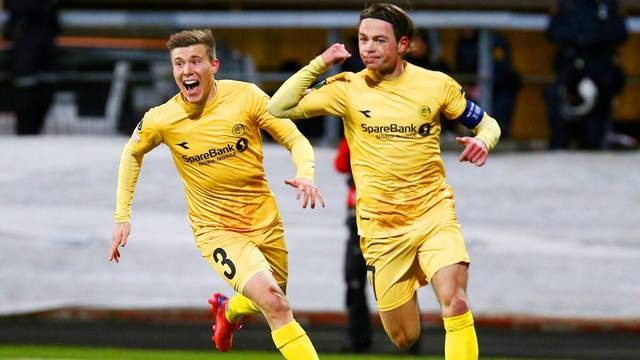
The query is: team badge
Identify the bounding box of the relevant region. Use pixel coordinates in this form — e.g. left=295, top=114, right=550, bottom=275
left=232, top=124, right=245, bottom=136
left=418, top=105, right=432, bottom=120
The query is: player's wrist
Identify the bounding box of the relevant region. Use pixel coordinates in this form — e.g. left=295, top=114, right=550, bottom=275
left=310, top=56, right=329, bottom=75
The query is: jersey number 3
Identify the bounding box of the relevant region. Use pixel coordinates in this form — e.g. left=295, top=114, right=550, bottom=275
left=212, top=248, right=237, bottom=280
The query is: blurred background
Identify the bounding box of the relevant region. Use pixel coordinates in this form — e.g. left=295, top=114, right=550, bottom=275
left=1, top=0, right=639, bottom=147
left=1, top=1, right=639, bottom=359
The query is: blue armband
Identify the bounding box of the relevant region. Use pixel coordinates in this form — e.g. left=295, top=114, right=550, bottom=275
left=456, top=99, right=484, bottom=129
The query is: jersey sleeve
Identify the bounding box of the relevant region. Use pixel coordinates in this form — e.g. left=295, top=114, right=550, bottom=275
left=112, top=111, right=163, bottom=222
left=268, top=56, right=347, bottom=119
left=472, top=113, right=501, bottom=150
left=251, top=86, right=316, bottom=181
left=440, top=74, right=468, bottom=120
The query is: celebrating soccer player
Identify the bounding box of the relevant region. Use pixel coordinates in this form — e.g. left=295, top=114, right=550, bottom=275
left=109, top=29, right=323, bottom=359
left=268, top=4, right=500, bottom=359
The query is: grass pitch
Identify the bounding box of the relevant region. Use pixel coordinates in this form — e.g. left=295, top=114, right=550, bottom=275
left=0, top=344, right=531, bottom=359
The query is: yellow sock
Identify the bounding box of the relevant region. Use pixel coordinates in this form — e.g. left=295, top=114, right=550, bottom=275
left=226, top=294, right=261, bottom=322
left=443, top=310, right=478, bottom=360
left=271, top=320, right=319, bottom=360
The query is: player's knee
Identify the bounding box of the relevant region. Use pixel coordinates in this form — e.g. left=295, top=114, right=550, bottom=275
left=442, top=296, right=469, bottom=316
left=388, top=327, right=420, bottom=349
left=384, top=319, right=420, bottom=350
left=261, top=286, right=291, bottom=319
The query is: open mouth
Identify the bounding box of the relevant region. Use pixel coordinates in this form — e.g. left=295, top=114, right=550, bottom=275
left=183, top=79, right=200, bottom=96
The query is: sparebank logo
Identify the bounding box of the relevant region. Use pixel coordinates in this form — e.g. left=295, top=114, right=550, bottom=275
left=236, top=138, right=248, bottom=152
left=181, top=138, right=249, bottom=166
left=418, top=123, right=431, bottom=137
left=360, top=122, right=432, bottom=140
left=361, top=123, right=417, bottom=134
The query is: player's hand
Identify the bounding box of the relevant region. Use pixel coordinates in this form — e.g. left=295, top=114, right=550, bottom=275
left=320, top=43, right=352, bottom=67
left=109, top=221, right=131, bottom=263
left=284, top=178, right=326, bottom=209
left=456, top=136, right=488, bottom=166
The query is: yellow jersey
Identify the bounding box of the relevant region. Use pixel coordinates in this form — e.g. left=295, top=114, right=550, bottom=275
left=269, top=58, right=497, bottom=238
left=114, top=79, right=315, bottom=238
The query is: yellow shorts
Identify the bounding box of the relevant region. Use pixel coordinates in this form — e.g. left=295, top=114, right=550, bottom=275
left=360, top=199, right=470, bottom=312
left=195, top=220, right=288, bottom=294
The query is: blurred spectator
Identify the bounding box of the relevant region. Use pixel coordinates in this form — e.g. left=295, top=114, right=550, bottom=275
left=455, top=29, right=521, bottom=139
left=341, top=35, right=364, bottom=73
left=545, top=0, right=633, bottom=149
left=4, top=0, right=60, bottom=135
left=334, top=137, right=371, bottom=353
left=405, top=29, right=450, bottom=74
left=406, top=29, right=456, bottom=135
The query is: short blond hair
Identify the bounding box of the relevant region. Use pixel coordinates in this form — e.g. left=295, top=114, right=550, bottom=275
left=166, top=29, right=216, bottom=59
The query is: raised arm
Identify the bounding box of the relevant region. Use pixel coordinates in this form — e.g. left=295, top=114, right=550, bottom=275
left=267, top=43, right=351, bottom=119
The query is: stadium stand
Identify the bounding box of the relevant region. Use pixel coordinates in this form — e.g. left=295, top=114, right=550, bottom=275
left=2, top=2, right=640, bottom=142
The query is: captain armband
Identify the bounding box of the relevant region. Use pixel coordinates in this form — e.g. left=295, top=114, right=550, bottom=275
left=455, top=99, right=484, bottom=129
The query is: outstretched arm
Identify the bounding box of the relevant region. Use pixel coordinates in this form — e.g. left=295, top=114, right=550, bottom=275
left=268, top=43, right=351, bottom=119
left=109, top=143, right=144, bottom=262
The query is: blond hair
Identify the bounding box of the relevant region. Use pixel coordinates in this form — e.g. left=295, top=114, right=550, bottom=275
left=166, top=29, right=216, bottom=59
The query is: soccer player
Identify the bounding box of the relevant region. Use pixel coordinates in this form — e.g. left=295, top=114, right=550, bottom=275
left=268, top=4, right=500, bottom=359
left=109, top=29, right=322, bottom=359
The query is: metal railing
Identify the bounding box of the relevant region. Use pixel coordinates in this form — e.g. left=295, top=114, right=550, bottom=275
left=2, top=10, right=639, bottom=139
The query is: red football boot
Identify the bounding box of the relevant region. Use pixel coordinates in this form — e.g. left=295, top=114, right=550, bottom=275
left=208, top=293, right=242, bottom=352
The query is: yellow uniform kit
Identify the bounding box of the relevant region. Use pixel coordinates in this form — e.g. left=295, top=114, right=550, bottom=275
left=114, top=79, right=315, bottom=292
left=268, top=57, right=500, bottom=310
